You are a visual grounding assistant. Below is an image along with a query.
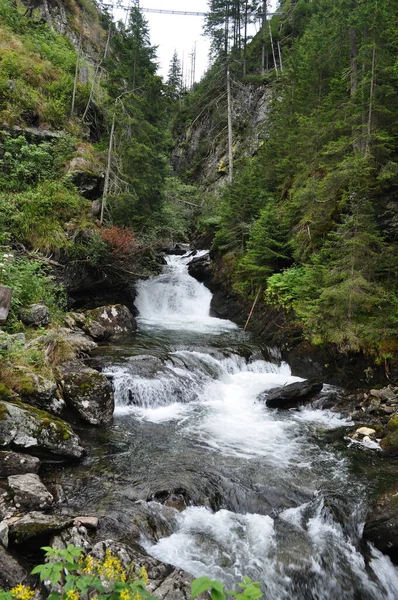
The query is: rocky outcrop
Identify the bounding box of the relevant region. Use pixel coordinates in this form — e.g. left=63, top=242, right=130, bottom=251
left=8, top=474, right=53, bottom=510
left=58, top=363, right=114, bottom=425
left=67, top=156, right=104, bottom=200
left=363, top=486, right=398, bottom=562
left=0, top=451, right=40, bottom=477
left=258, top=380, right=323, bottom=409
left=187, top=253, right=212, bottom=286
left=0, top=399, right=84, bottom=460
left=19, top=303, right=50, bottom=327
left=83, top=305, right=137, bottom=340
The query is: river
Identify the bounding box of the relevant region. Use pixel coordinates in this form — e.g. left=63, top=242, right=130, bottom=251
left=50, top=252, right=398, bottom=599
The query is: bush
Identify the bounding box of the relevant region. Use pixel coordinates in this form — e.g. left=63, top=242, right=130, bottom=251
left=0, top=251, right=66, bottom=328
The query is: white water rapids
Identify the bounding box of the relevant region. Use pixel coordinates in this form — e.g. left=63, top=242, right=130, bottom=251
left=104, top=253, right=398, bottom=599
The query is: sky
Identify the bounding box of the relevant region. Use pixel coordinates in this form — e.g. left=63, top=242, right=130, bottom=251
left=113, top=1, right=277, bottom=84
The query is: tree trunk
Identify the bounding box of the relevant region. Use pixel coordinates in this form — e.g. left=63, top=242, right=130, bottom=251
left=227, top=58, right=234, bottom=184
left=0, top=286, right=13, bottom=324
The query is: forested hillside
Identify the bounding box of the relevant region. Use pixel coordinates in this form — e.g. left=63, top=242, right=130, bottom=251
left=175, top=0, right=398, bottom=361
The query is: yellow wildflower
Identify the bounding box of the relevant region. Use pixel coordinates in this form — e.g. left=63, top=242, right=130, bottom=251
left=65, top=591, right=79, bottom=600
left=139, top=566, right=149, bottom=586
left=10, top=585, right=34, bottom=600
left=98, top=549, right=127, bottom=583
left=119, top=588, right=130, bottom=600
left=81, top=554, right=99, bottom=575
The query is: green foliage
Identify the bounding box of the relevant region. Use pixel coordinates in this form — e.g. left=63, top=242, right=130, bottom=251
left=191, top=575, right=263, bottom=600
left=0, top=545, right=263, bottom=600
left=0, top=251, right=66, bottom=328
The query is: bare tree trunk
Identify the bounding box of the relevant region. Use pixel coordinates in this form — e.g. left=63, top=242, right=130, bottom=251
left=277, top=41, right=283, bottom=73
left=83, top=27, right=111, bottom=122
left=349, top=28, right=358, bottom=96
left=101, top=109, right=116, bottom=225
left=261, top=0, right=267, bottom=75
left=227, top=58, right=234, bottom=184
left=71, top=20, right=83, bottom=115
left=268, top=21, right=278, bottom=75
left=243, top=0, right=248, bottom=76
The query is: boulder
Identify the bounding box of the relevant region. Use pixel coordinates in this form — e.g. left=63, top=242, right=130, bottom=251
left=356, top=427, right=376, bottom=437
left=0, top=545, right=29, bottom=589
left=17, top=371, right=64, bottom=416
left=0, top=451, right=40, bottom=477
left=59, top=363, right=114, bottom=425
left=19, top=303, right=50, bottom=327
left=363, top=486, right=398, bottom=562
left=380, top=430, right=398, bottom=454
left=187, top=253, right=212, bottom=285
left=8, top=511, right=73, bottom=544
left=8, top=473, right=53, bottom=510
left=0, top=332, right=25, bottom=352
left=258, top=379, right=323, bottom=409
left=0, top=399, right=85, bottom=460
left=26, top=329, right=97, bottom=364
left=83, top=305, right=136, bottom=340
left=67, top=157, right=104, bottom=200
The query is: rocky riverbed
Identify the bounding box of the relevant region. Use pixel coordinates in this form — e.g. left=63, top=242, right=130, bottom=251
left=1, top=251, right=398, bottom=598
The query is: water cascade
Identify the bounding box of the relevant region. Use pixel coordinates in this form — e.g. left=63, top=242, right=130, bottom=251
left=60, top=253, right=398, bottom=598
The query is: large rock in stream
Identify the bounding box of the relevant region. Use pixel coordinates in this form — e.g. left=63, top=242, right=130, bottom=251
left=258, top=379, right=323, bottom=409
left=83, top=304, right=136, bottom=341
left=363, top=486, right=398, bottom=562
left=58, top=363, right=114, bottom=425
left=0, top=399, right=84, bottom=460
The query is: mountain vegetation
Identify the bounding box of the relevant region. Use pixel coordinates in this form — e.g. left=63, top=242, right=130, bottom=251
left=174, top=0, right=398, bottom=361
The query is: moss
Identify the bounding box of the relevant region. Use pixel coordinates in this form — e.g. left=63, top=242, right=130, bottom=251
left=0, top=402, right=9, bottom=420
left=0, top=383, right=12, bottom=400
left=7, top=397, right=73, bottom=443
left=387, top=413, right=398, bottom=433
left=381, top=430, right=398, bottom=451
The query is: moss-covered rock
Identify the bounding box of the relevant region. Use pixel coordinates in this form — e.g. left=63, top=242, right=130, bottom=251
left=8, top=511, right=73, bottom=544
left=58, top=362, right=114, bottom=425
left=380, top=429, right=398, bottom=454
left=386, top=413, right=398, bottom=433
left=0, top=399, right=84, bottom=460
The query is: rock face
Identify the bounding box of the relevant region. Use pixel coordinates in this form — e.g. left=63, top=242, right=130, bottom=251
left=19, top=303, right=50, bottom=327
left=363, top=486, right=398, bottom=562
left=67, top=157, right=104, bottom=199
left=83, top=305, right=137, bottom=340
left=0, top=400, right=84, bottom=460
left=258, top=379, right=323, bottom=409
left=8, top=474, right=53, bottom=510
left=0, top=451, right=40, bottom=477
left=0, top=545, right=29, bottom=589
left=59, top=364, right=114, bottom=425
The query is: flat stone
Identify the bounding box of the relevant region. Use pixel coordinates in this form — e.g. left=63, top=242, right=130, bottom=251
left=8, top=473, right=53, bottom=510
left=356, top=427, right=376, bottom=436
left=73, top=516, right=99, bottom=529
left=258, top=379, right=323, bottom=409
left=0, top=451, right=40, bottom=477
left=8, top=511, right=73, bottom=544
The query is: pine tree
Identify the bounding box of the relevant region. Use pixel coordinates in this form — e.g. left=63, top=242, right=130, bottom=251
left=166, top=50, right=183, bottom=101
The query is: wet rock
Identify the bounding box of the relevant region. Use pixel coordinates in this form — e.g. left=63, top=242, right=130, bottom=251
left=8, top=511, right=73, bottom=544
left=386, top=413, right=398, bottom=432
left=0, top=451, right=40, bottom=477
left=59, top=363, right=114, bottom=425
left=19, top=303, right=50, bottom=327
left=83, top=305, right=136, bottom=340
left=152, top=568, right=203, bottom=600
left=0, top=520, right=8, bottom=547
left=380, top=429, right=398, bottom=454
left=0, top=545, right=29, bottom=589
left=258, top=379, right=323, bottom=409
left=187, top=253, right=212, bottom=285
left=0, top=399, right=85, bottom=460
left=363, top=486, right=398, bottom=562
left=8, top=473, right=53, bottom=510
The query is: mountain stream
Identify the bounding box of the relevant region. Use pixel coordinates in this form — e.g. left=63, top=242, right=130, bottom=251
left=50, top=253, right=398, bottom=599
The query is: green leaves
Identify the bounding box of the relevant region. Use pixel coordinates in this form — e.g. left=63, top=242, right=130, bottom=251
left=191, top=576, right=263, bottom=600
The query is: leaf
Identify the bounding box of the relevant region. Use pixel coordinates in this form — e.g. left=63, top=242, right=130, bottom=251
left=210, top=589, right=226, bottom=600
left=191, top=577, right=213, bottom=598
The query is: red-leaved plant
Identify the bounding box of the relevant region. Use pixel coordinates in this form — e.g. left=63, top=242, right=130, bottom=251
left=99, top=226, right=136, bottom=254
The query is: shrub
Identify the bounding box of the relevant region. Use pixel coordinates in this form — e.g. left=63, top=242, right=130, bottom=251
left=98, top=226, right=136, bottom=254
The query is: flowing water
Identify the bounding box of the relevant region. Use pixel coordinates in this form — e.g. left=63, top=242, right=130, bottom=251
left=52, top=253, right=398, bottom=599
